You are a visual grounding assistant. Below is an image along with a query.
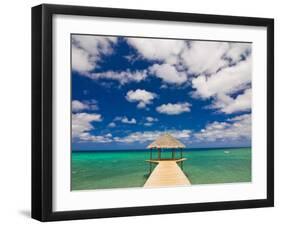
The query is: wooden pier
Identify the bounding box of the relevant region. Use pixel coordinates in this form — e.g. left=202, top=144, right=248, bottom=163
left=144, top=133, right=191, bottom=188
left=144, top=159, right=191, bottom=188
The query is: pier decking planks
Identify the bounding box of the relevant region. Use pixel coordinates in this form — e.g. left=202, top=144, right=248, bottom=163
left=144, top=160, right=191, bottom=188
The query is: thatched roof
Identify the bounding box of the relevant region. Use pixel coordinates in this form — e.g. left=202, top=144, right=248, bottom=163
left=147, top=133, right=186, bottom=149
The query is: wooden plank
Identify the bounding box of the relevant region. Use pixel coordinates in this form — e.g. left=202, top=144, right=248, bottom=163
left=146, top=158, right=186, bottom=164
left=144, top=160, right=191, bottom=188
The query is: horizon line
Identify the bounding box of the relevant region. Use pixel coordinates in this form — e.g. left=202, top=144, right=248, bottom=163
left=72, top=146, right=251, bottom=152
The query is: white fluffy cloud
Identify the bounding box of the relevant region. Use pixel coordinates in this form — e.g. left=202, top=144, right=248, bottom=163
left=127, top=38, right=251, bottom=77
left=122, top=117, right=136, bottom=124
left=127, top=38, right=252, bottom=109
left=84, top=69, right=148, bottom=85
left=72, top=100, right=88, bottom=112
left=192, top=56, right=252, bottom=99
left=182, top=41, right=251, bottom=75
left=156, top=102, right=191, bottom=115
left=149, top=63, right=188, bottom=84
left=146, top=116, right=158, bottom=122
left=210, top=89, right=252, bottom=114
left=108, top=122, right=116, bottom=128
left=72, top=113, right=113, bottom=143
left=224, top=43, right=252, bottom=63
left=143, top=117, right=158, bottom=126
left=78, top=133, right=113, bottom=143
left=192, top=54, right=252, bottom=114
left=72, top=47, right=93, bottom=72
left=194, top=113, right=251, bottom=142
left=181, top=41, right=229, bottom=75
left=72, top=35, right=117, bottom=73
left=127, top=38, right=189, bottom=86
left=72, top=100, right=98, bottom=112
left=72, top=113, right=102, bottom=138
left=126, top=89, right=157, bottom=108
left=126, top=38, right=186, bottom=64
left=114, top=130, right=191, bottom=143
left=114, top=116, right=137, bottom=124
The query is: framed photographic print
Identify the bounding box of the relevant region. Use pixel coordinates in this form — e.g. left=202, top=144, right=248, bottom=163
left=32, top=4, right=274, bottom=221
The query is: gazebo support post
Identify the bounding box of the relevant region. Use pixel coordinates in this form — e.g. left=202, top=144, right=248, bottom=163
left=146, top=133, right=186, bottom=171
left=149, top=148, right=152, bottom=174
left=180, top=148, right=183, bottom=169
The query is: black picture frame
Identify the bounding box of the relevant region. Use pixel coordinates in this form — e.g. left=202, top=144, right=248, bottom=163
left=32, top=4, right=274, bottom=222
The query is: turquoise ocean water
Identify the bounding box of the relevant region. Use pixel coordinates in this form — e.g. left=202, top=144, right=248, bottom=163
left=71, top=147, right=251, bottom=190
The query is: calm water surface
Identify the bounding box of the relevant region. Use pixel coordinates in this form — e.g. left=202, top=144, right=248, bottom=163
left=71, top=148, right=251, bottom=190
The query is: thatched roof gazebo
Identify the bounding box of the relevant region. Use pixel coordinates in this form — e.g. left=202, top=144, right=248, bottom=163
left=146, top=133, right=186, bottom=173
left=147, top=133, right=185, bottom=149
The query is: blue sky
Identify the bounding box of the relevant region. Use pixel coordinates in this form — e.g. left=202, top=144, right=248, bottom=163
left=71, top=35, right=252, bottom=150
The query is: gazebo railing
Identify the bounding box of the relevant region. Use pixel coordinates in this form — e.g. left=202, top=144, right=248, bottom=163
left=149, top=147, right=184, bottom=160
left=147, top=147, right=185, bottom=173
